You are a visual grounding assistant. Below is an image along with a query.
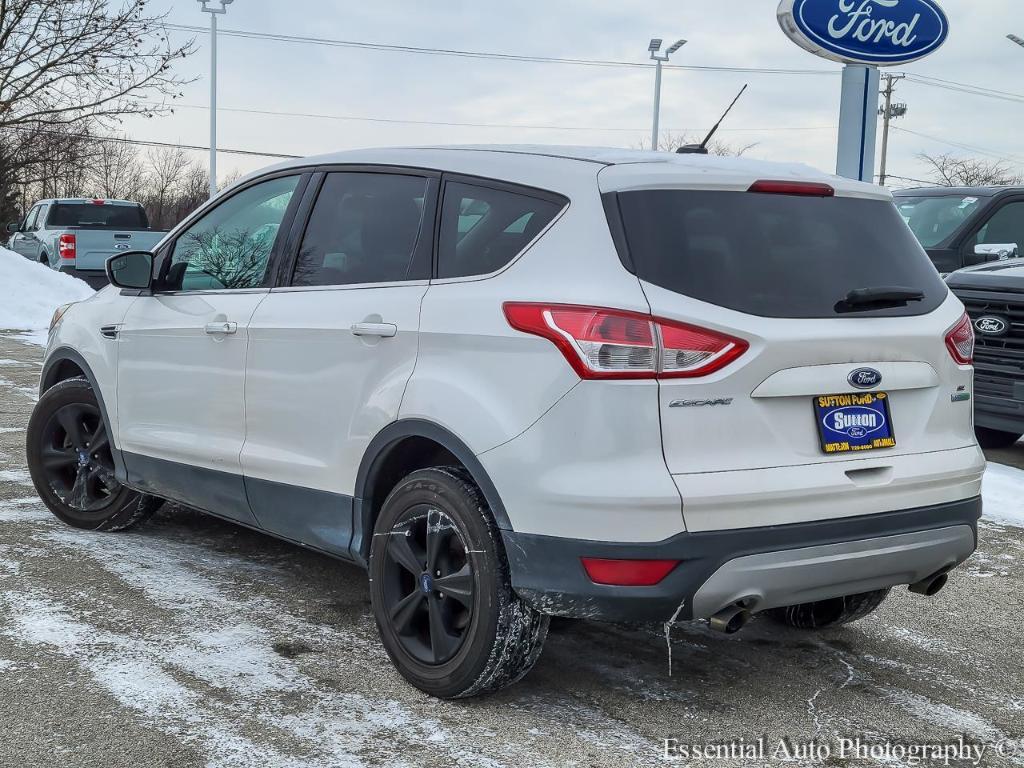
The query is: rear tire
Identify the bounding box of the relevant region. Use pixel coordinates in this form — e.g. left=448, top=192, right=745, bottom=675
left=26, top=378, right=163, bottom=531
left=368, top=466, right=549, bottom=698
left=975, top=426, right=1022, bottom=449
left=765, top=588, right=890, bottom=630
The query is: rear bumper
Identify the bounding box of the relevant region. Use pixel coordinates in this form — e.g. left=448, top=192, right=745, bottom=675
left=57, top=264, right=108, bottom=289
left=503, top=495, right=981, bottom=623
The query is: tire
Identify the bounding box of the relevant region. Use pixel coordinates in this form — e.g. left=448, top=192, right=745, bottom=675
left=975, top=426, right=1022, bottom=450
left=26, top=378, right=163, bottom=531
left=368, top=466, right=549, bottom=698
left=765, top=588, right=890, bottom=630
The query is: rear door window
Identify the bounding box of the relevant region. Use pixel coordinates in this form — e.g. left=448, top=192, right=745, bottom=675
left=614, top=190, right=947, bottom=319
left=437, top=181, right=565, bottom=279
left=969, top=201, right=1024, bottom=253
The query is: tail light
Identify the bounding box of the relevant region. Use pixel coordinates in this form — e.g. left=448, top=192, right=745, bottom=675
left=581, top=558, right=680, bottom=586
left=503, top=303, right=748, bottom=380
left=945, top=313, right=974, bottom=365
left=58, top=234, right=76, bottom=260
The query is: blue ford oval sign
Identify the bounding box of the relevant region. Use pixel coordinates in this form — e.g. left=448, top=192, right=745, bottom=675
left=777, top=0, right=949, bottom=66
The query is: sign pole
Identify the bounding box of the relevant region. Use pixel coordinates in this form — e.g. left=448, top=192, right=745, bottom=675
left=835, top=65, right=880, bottom=183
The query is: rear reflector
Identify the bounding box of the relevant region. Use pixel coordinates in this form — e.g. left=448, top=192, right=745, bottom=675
left=748, top=180, right=835, bottom=197
left=58, top=233, right=76, bottom=260
left=945, top=312, right=974, bottom=365
left=581, top=558, right=680, bottom=587
left=503, top=303, right=748, bottom=380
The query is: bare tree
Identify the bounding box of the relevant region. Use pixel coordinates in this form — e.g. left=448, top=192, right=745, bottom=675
left=0, top=0, right=195, bottom=131
left=141, top=146, right=190, bottom=228
left=918, top=152, right=1023, bottom=187
left=86, top=137, right=146, bottom=200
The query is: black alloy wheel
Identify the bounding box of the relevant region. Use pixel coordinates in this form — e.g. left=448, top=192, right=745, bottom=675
left=38, top=401, right=120, bottom=515
left=381, top=505, right=475, bottom=665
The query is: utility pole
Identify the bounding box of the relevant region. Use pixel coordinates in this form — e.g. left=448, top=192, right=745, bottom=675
left=877, top=73, right=907, bottom=187
left=198, top=0, right=234, bottom=199
left=648, top=38, right=686, bottom=151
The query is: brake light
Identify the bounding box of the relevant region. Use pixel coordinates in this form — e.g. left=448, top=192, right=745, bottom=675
left=581, top=558, right=680, bottom=586
left=748, top=180, right=835, bottom=197
left=503, top=303, right=748, bottom=380
left=945, top=313, right=974, bottom=365
left=91, top=199, right=106, bottom=205
left=58, top=234, right=76, bottom=260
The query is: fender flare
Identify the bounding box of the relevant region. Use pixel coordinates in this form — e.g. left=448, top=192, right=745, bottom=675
left=39, top=346, right=127, bottom=481
left=349, top=418, right=512, bottom=565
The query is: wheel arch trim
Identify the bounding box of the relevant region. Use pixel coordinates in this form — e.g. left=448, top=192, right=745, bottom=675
left=350, top=419, right=512, bottom=565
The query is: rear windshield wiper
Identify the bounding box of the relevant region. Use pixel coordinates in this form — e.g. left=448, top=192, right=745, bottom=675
left=836, top=286, right=925, bottom=312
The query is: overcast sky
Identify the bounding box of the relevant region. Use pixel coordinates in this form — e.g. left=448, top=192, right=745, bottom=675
left=125, top=0, right=1024, bottom=186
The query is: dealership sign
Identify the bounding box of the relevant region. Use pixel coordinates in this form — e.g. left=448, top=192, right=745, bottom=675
left=777, top=0, right=949, bottom=66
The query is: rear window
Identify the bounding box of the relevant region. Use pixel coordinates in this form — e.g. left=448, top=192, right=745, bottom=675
left=614, top=190, right=947, bottom=319
left=47, top=203, right=148, bottom=229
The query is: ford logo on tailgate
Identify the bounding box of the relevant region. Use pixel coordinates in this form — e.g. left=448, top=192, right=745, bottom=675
left=848, top=367, right=882, bottom=389
left=777, top=0, right=950, bottom=66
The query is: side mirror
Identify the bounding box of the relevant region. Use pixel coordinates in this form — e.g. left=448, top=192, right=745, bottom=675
left=975, top=243, right=1019, bottom=261
left=106, top=250, right=153, bottom=290
left=5, top=222, right=19, bottom=234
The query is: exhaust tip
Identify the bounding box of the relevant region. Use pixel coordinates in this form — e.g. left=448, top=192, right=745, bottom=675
left=909, top=571, right=949, bottom=597
left=708, top=605, right=752, bottom=634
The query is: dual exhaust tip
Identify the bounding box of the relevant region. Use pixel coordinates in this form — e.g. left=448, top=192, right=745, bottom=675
left=707, top=570, right=951, bottom=634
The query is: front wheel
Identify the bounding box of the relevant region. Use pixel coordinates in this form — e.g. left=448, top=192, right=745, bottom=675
left=975, top=426, right=1022, bottom=450
left=26, top=378, right=163, bottom=531
left=368, top=467, right=549, bottom=698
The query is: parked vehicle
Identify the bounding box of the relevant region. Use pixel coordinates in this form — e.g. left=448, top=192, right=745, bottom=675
left=947, top=261, right=1024, bottom=448
left=894, top=186, right=1024, bottom=275
left=5, top=198, right=167, bottom=288
left=27, top=147, right=985, bottom=698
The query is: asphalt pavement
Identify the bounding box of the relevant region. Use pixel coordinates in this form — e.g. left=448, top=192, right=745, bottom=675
left=1, top=331, right=1021, bottom=768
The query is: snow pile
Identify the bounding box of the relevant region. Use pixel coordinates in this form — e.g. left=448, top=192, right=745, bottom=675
left=982, top=462, right=1024, bottom=528
left=0, top=246, right=94, bottom=337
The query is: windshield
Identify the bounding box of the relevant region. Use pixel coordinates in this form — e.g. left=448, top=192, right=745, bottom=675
left=614, top=190, right=947, bottom=319
left=895, top=195, right=984, bottom=248
left=47, top=203, right=148, bottom=229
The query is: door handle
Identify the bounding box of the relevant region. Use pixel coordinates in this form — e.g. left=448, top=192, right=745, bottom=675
left=204, top=321, right=238, bottom=335
left=351, top=322, right=397, bottom=338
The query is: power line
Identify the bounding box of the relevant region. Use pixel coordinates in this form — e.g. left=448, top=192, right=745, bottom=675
left=165, top=101, right=837, bottom=134
left=903, top=74, right=1024, bottom=105
left=891, top=125, right=1024, bottom=165
left=164, top=22, right=837, bottom=76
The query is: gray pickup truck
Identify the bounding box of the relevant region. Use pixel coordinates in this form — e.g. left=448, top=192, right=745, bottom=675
left=5, top=198, right=166, bottom=288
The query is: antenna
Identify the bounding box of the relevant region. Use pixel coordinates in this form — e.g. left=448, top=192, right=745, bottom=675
left=676, top=84, right=749, bottom=154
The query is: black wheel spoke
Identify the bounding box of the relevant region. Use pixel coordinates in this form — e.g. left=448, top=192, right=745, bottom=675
left=390, top=591, right=425, bottom=634
left=68, top=469, right=90, bottom=509
left=40, top=446, right=78, bottom=470
left=434, top=565, right=473, bottom=608
left=427, top=596, right=458, bottom=663
left=388, top=532, right=425, bottom=576
left=91, top=464, right=117, bottom=493
left=57, top=407, right=86, bottom=449
left=88, top=423, right=109, bottom=455
left=425, top=510, right=448, bottom=572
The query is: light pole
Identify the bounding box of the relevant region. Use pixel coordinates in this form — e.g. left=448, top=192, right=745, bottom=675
left=198, top=0, right=234, bottom=199
left=1009, top=34, right=1024, bottom=50
left=877, top=73, right=906, bottom=187
left=648, top=38, right=686, bottom=151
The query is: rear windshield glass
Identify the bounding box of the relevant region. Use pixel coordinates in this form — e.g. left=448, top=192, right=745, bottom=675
left=47, top=203, right=148, bottom=229
left=615, top=190, right=947, bottom=319
left=895, top=194, right=985, bottom=248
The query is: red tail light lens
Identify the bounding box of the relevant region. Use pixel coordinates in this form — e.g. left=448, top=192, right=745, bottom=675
left=581, top=558, right=680, bottom=586
left=945, top=312, right=975, bottom=365
left=58, top=234, right=76, bottom=260
left=748, top=180, right=835, bottom=197
left=503, top=303, right=748, bottom=380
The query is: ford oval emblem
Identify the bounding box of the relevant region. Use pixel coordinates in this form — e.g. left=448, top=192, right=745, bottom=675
left=848, top=367, right=882, bottom=389
left=777, top=0, right=949, bottom=66
left=974, top=316, right=1009, bottom=336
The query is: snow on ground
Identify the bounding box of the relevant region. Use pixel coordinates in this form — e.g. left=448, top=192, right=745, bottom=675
left=982, top=461, right=1024, bottom=528
left=0, top=246, right=93, bottom=343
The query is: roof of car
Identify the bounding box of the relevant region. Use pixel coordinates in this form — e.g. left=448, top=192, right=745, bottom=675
left=254, top=145, right=889, bottom=200
left=892, top=186, right=1023, bottom=197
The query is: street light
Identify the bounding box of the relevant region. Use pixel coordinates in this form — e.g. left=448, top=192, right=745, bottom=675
left=648, top=37, right=687, bottom=151
left=1009, top=34, right=1024, bottom=49
left=198, top=0, right=235, bottom=199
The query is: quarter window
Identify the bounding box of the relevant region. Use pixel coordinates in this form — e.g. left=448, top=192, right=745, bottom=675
left=167, top=175, right=300, bottom=291
left=437, top=182, right=564, bottom=279
left=292, top=172, right=429, bottom=287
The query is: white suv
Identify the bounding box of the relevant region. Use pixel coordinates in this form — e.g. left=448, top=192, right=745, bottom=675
left=27, top=146, right=985, bottom=698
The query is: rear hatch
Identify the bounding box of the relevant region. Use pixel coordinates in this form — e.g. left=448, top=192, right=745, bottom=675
left=605, top=178, right=975, bottom=477
left=47, top=201, right=154, bottom=271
